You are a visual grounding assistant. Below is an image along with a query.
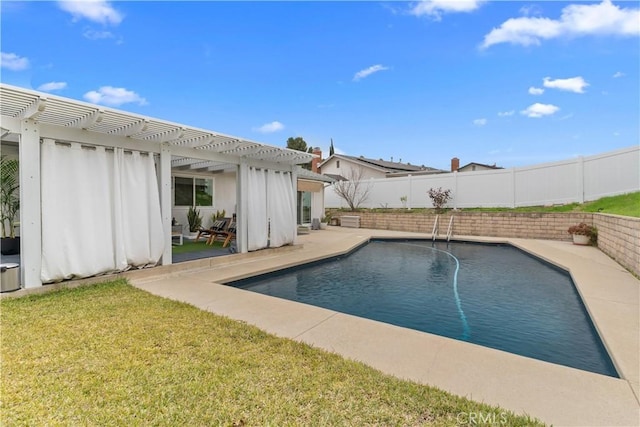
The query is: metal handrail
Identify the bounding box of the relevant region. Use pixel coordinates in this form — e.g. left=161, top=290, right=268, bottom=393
left=432, top=215, right=439, bottom=241
left=446, top=216, right=454, bottom=241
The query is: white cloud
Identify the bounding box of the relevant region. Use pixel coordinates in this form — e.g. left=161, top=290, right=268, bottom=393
left=83, top=86, right=147, bottom=106
left=521, top=103, right=560, bottom=118
left=481, top=0, right=640, bottom=49
left=83, top=29, right=115, bottom=40
left=543, top=76, right=589, bottom=93
left=498, top=110, right=515, bottom=117
left=58, top=0, right=123, bottom=25
left=38, top=81, right=67, bottom=92
left=410, top=0, right=485, bottom=20
left=519, top=5, right=542, bottom=17
left=528, top=86, right=544, bottom=95
left=473, top=118, right=487, bottom=126
left=1, top=52, right=29, bottom=71
left=612, top=71, right=625, bottom=78
left=255, top=121, right=284, bottom=134
left=353, top=64, right=389, bottom=81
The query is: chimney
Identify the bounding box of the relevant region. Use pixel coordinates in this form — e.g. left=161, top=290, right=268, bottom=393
left=311, top=147, right=322, bottom=173
left=451, top=157, right=460, bottom=172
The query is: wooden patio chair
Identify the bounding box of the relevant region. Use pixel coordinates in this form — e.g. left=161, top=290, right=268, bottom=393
left=207, top=221, right=236, bottom=247
left=195, top=219, right=227, bottom=243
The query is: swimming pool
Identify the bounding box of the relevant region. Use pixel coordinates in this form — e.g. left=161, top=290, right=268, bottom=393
left=230, top=240, right=618, bottom=377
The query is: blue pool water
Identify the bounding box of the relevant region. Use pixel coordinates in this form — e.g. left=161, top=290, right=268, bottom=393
left=230, top=240, right=618, bottom=377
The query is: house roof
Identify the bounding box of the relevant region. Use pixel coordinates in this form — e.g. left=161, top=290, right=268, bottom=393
left=0, top=84, right=314, bottom=168
left=296, top=167, right=335, bottom=183
left=458, top=162, right=503, bottom=170
left=318, top=153, right=439, bottom=174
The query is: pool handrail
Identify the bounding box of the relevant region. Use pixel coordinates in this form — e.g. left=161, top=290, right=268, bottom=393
left=432, top=215, right=439, bottom=241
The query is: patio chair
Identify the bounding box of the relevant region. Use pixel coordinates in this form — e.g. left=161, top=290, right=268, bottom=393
left=207, top=221, right=236, bottom=248
left=195, top=219, right=227, bottom=243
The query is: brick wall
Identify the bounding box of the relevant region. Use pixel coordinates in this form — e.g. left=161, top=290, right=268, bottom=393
left=329, top=210, right=640, bottom=277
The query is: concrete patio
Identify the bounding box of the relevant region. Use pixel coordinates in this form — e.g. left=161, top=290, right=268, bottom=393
left=125, top=226, right=639, bottom=426
left=5, top=226, right=639, bottom=425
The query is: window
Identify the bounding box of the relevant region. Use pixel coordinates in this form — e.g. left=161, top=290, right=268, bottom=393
left=336, top=160, right=340, bottom=168
left=174, top=176, right=213, bottom=206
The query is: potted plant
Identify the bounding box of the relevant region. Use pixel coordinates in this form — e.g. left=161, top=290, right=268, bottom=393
left=567, top=222, right=597, bottom=246
left=0, top=155, right=20, bottom=255
left=186, top=206, right=203, bottom=240
left=320, top=214, right=330, bottom=230
left=210, top=209, right=226, bottom=226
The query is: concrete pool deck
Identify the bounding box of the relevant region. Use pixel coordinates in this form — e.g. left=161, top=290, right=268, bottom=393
left=126, top=227, right=638, bottom=426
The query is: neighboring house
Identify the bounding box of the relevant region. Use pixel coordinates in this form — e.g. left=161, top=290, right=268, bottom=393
left=319, top=154, right=445, bottom=180
left=0, top=84, right=313, bottom=289
left=451, top=157, right=503, bottom=172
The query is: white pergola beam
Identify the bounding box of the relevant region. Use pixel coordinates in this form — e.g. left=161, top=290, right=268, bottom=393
left=65, top=109, right=104, bottom=129
left=108, top=119, right=148, bottom=137
left=19, top=97, right=47, bottom=120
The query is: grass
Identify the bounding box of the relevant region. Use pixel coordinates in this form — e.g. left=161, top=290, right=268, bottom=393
left=1, top=280, right=543, bottom=426
left=348, top=192, right=640, bottom=218
left=172, top=239, right=225, bottom=255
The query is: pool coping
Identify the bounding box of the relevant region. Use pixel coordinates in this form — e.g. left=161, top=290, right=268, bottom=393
left=125, top=228, right=638, bottom=426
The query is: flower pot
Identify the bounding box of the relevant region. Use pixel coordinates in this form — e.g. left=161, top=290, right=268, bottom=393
left=572, top=234, right=590, bottom=245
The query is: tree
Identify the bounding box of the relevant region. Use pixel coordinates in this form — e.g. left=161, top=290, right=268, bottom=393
left=329, top=138, right=335, bottom=156
left=332, top=167, right=372, bottom=211
left=286, top=137, right=309, bottom=153
left=286, top=136, right=313, bottom=170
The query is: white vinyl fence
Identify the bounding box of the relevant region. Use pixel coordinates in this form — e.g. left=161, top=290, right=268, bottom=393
left=325, top=146, right=640, bottom=209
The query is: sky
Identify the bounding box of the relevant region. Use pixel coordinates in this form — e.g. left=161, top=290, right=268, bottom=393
left=1, top=0, right=638, bottom=170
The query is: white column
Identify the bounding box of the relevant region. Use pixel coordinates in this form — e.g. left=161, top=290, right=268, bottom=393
left=159, top=144, right=172, bottom=265
left=19, top=121, right=42, bottom=288
left=236, top=161, right=249, bottom=253
left=290, top=166, right=298, bottom=244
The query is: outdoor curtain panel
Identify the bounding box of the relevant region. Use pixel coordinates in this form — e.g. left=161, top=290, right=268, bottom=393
left=247, top=167, right=268, bottom=251
left=41, top=141, right=164, bottom=282
left=267, top=169, right=295, bottom=248
left=247, top=167, right=295, bottom=251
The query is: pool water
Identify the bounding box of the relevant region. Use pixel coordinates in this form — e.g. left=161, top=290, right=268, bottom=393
left=231, top=240, right=618, bottom=377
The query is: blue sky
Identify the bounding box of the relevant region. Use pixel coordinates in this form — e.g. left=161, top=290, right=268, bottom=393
left=1, top=1, right=638, bottom=170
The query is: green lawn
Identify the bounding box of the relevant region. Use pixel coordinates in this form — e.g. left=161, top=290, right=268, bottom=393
left=172, top=239, right=225, bottom=255
left=462, top=192, right=640, bottom=217
left=1, top=281, right=543, bottom=426
left=356, top=192, right=640, bottom=218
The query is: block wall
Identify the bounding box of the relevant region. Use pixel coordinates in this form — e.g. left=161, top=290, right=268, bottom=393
left=329, top=211, right=640, bottom=277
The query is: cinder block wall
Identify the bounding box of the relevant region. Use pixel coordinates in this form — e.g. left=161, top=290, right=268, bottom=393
left=593, top=214, right=640, bottom=278
left=329, top=210, right=640, bottom=277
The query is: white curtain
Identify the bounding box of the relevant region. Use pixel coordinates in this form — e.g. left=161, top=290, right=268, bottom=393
left=41, top=141, right=164, bottom=283
left=247, top=167, right=268, bottom=251
left=268, top=170, right=296, bottom=248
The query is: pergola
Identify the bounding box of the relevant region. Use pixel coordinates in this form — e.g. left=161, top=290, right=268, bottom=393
left=0, top=83, right=314, bottom=288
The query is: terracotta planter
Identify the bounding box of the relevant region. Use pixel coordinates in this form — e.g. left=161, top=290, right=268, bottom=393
left=572, top=234, right=590, bottom=245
